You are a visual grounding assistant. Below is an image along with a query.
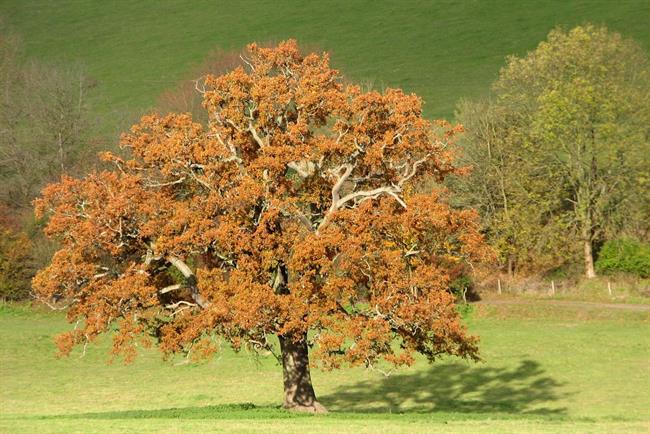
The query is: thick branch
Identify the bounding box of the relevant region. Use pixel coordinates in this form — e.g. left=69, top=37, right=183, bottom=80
left=316, top=151, right=429, bottom=235
left=159, top=283, right=183, bottom=294
left=331, top=164, right=354, bottom=204
left=316, top=164, right=354, bottom=234
left=287, top=160, right=317, bottom=178
left=248, top=121, right=267, bottom=148
left=398, top=154, right=430, bottom=187
left=337, top=185, right=405, bottom=209
left=166, top=255, right=210, bottom=308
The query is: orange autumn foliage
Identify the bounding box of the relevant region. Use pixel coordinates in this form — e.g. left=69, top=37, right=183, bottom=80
left=34, top=41, right=489, bottom=368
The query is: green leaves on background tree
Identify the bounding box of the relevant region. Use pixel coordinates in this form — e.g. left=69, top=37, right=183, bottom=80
left=452, top=99, right=573, bottom=275
left=454, top=24, right=650, bottom=278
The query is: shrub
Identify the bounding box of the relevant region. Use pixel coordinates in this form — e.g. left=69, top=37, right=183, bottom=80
left=596, top=239, right=650, bottom=278
left=0, top=228, right=33, bottom=301
left=449, top=275, right=481, bottom=302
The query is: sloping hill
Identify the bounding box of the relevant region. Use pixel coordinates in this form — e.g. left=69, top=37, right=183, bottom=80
left=1, top=0, right=649, bottom=120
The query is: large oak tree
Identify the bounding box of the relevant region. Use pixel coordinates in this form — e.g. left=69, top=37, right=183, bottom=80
left=34, top=41, right=488, bottom=412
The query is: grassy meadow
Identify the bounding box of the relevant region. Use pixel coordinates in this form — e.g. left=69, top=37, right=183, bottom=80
left=1, top=1, right=649, bottom=121
left=1, top=302, right=648, bottom=433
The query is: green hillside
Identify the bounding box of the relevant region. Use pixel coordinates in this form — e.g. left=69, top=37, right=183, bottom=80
left=2, top=0, right=649, bottom=120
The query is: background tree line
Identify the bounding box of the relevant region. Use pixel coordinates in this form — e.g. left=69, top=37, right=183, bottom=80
left=0, top=32, right=105, bottom=300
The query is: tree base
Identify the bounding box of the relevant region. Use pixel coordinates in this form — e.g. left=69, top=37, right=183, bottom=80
left=279, top=333, right=326, bottom=414
left=283, top=401, right=328, bottom=413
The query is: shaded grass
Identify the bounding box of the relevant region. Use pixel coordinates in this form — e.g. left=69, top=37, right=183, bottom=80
left=8, top=403, right=563, bottom=422
left=35, top=404, right=295, bottom=421
left=1, top=0, right=649, bottom=122
left=321, top=360, right=569, bottom=415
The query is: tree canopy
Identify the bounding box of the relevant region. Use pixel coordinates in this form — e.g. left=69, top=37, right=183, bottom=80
left=34, top=40, right=489, bottom=412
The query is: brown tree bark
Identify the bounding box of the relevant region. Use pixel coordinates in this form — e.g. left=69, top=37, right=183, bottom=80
left=278, top=332, right=327, bottom=413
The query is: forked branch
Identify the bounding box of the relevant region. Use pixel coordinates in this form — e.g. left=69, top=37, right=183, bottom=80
left=166, top=255, right=210, bottom=309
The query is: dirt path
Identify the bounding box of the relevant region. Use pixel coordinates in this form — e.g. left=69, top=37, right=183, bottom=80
left=475, top=299, right=650, bottom=311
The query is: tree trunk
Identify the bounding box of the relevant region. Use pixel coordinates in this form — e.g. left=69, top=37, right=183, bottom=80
left=583, top=238, right=596, bottom=279
left=507, top=254, right=515, bottom=278
left=580, top=207, right=596, bottom=279
left=278, top=332, right=327, bottom=413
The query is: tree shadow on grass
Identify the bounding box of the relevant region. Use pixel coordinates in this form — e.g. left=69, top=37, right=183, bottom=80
left=34, top=360, right=567, bottom=420
left=320, top=359, right=569, bottom=416
left=38, top=403, right=302, bottom=420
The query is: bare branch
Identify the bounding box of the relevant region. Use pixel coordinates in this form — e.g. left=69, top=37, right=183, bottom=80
left=316, top=164, right=355, bottom=234
left=337, top=185, right=400, bottom=208
left=187, top=170, right=214, bottom=191
left=239, top=54, right=256, bottom=73
left=145, top=177, right=186, bottom=188
left=194, top=77, right=206, bottom=95
left=387, top=191, right=408, bottom=209
left=248, top=121, right=267, bottom=148
left=160, top=283, right=183, bottom=294
left=165, top=300, right=197, bottom=317
left=336, top=128, right=349, bottom=144
left=287, top=160, right=317, bottom=178
left=39, top=297, right=73, bottom=311
left=404, top=245, right=420, bottom=257
left=398, top=154, right=430, bottom=187
left=144, top=247, right=162, bottom=266
left=331, top=164, right=355, bottom=204
left=166, top=255, right=210, bottom=309
left=165, top=300, right=197, bottom=310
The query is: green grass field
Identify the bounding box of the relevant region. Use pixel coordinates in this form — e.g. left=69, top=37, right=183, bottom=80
left=1, top=302, right=648, bottom=433
left=1, top=1, right=649, bottom=121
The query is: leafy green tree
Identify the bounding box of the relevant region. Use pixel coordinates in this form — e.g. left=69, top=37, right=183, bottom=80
left=452, top=100, right=573, bottom=275
left=455, top=25, right=650, bottom=277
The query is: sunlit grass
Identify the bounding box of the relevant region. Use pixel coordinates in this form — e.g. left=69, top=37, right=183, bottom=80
left=1, top=302, right=648, bottom=432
